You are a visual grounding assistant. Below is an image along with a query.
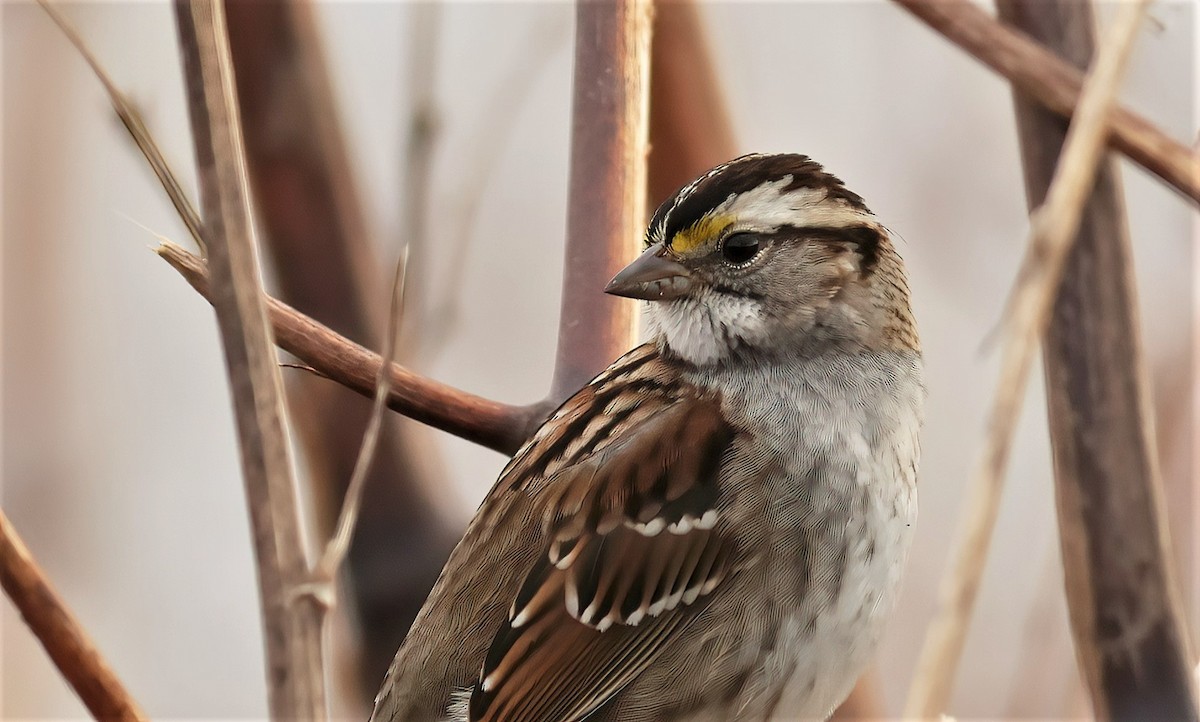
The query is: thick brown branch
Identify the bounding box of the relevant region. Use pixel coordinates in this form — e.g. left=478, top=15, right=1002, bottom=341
left=157, top=242, right=546, bottom=456
left=648, top=0, right=737, bottom=207
left=893, top=0, right=1200, bottom=206
left=173, top=1, right=324, bottom=717
left=552, top=0, right=653, bottom=401
left=1000, top=1, right=1198, bottom=718
left=0, top=508, right=147, bottom=721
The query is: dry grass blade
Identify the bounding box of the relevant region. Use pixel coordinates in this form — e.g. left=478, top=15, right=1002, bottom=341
left=173, top=0, right=324, bottom=717
left=0, top=508, right=148, bottom=721
left=892, top=0, right=1200, bottom=206
left=155, top=241, right=545, bottom=455
left=38, top=0, right=205, bottom=254
left=903, top=1, right=1152, bottom=717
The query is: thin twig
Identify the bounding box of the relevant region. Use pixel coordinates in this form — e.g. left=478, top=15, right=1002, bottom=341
left=903, top=2, right=1152, bottom=717
left=892, top=0, right=1200, bottom=206
left=38, top=0, right=205, bottom=254
left=223, top=1, right=461, bottom=698
left=313, top=246, right=410, bottom=593
left=156, top=241, right=549, bottom=455
left=0, top=508, right=148, bottom=721
left=397, top=2, right=439, bottom=356
left=173, top=0, right=324, bottom=717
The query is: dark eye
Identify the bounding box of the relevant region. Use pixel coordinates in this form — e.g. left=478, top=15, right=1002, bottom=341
left=720, top=232, right=763, bottom=266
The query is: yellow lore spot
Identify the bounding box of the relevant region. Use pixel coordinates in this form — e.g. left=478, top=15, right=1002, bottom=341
left=669, top=213, right=734, bottom=255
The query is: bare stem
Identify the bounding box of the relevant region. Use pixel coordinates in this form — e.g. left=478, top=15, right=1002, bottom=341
left=0, top=508, right=148, bottom=721
left=903, top=2, right=1152, bottom=716
left=173, top=0, right=324, bottom=717
left=550, top=0, right=653, bottom=401
left=1000, top=1, right=1199, bottom=718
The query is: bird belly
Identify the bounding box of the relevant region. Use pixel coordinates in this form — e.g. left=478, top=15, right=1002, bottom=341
left=724, top=453, right=912, bottom=714
left=764, top=470, right=916, bottom=720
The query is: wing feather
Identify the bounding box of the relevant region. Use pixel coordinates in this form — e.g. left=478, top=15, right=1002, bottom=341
left=469, top=395, right=735, bottom=722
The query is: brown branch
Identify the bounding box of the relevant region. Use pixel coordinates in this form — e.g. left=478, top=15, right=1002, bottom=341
left=893, top=0, right=1200, bottom=206
left=173, top=1, right=324, bottom=718
left=156, top=241, right=546, bottom=456
left=904, top=1, right=1152, bottom=716
left=551, top=0, right=653, bottom=401
left=647, top=0, right=737, bottom=207
left=1000, top=1, right=1198, bottom=718
left=0, top=508, right=147, bottom=721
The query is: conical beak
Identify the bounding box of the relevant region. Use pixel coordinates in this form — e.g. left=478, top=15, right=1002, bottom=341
left=604, top=243, right=692, bottom=301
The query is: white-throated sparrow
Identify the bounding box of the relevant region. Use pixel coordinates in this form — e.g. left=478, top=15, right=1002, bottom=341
left=371, top=153, right=923, bottom=721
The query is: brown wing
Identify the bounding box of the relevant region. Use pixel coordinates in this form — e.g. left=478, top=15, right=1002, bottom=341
left=468, top=397, right=735, bottom=722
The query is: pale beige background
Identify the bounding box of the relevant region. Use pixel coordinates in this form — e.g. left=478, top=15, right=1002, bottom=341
left=2, top=1, right=1195, bottom=718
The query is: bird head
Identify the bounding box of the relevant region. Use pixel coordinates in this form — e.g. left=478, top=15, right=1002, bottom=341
left=606, top=153, right=918, bottom=365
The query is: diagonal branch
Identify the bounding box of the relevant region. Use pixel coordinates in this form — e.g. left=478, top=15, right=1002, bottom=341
left=157, top=241, right=547, bottom=456
left=173, top=1, right=323, bottom=717
left=892, top=0, right=1200, bottom=206
left=904, top=1, right=1152, bottom=716
left=0, top=508, right=147, bottom=721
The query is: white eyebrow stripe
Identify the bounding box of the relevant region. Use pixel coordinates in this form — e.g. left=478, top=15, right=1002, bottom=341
left=712, top=179, right=876, bottom=231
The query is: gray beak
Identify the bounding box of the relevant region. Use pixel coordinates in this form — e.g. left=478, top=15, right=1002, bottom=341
left=604, top=243, right=693, bottom=301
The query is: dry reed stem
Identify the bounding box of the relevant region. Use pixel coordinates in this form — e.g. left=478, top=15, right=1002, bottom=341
left=222, top=2, right=460, bottom=697
left=893, top=0, right=1200, bottom=206
left=173, top=0, right=324, bottom=717
left=903, top=1, right=1152, bottom=717
left=156, top=241, right=547, bottom=455
left=999, top=1, right=1199, bottom=717
left=0, top=508, right=148, bottom=721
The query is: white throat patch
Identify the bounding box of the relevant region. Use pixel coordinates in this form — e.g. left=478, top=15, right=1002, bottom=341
left=647, top=290, right=767, bottom=365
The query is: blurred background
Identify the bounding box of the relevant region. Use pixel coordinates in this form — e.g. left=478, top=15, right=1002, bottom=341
left=2, top=1, right=1194, bottom=718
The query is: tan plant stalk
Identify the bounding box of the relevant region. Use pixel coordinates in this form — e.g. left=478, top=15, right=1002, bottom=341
left=903, top=1, right=1152, bottom=716
left=173, top=0, right=325, bottom=716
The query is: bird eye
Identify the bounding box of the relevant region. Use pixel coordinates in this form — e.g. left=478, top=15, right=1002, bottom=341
left=720, top=232, right=762, bottom=266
